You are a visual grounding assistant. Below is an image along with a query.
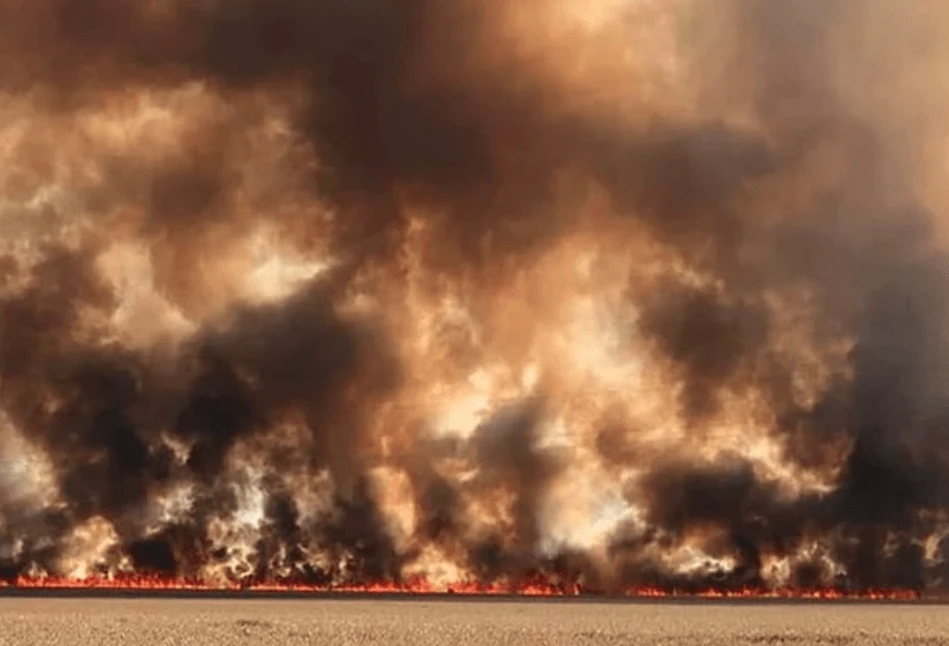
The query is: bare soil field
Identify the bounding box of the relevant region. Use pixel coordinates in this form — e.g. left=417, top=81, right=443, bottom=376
left=1, top=596, right=947, bottom=645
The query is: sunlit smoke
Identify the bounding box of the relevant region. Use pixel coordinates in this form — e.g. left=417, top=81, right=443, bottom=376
left=0, top=0, right=948, bottom=595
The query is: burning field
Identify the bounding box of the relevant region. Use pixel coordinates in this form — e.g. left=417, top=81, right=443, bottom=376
left=2, top=0, right=949, bottom=601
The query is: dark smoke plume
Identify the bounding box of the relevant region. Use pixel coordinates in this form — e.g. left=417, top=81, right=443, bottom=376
left=1, top=0, right=949, bottom=592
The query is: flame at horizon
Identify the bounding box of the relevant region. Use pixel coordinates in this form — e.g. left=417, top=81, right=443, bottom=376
left=0, top=572, right=924, bottom=602
left=2, top=0, right=949, bottom=594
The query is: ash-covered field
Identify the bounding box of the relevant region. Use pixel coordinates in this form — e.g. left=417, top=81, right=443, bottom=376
left=0, top=597, right=948, bottom=646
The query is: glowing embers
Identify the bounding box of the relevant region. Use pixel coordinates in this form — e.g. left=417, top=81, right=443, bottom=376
left=2, top=574, right=920, bottom=600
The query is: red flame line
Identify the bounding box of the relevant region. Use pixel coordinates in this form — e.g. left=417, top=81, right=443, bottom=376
left=0, top=575, right=921, bottom=600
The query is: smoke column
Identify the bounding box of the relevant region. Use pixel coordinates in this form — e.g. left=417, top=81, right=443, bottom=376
left=1, top=0, right=949, bottom=592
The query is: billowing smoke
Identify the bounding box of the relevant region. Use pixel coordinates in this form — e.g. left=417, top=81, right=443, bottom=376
left=1, top=0, right=949, bottom=592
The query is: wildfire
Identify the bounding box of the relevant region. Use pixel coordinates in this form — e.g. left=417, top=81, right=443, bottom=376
left=1, top=0, right=948, bottom=605
left=0, top=575, right=920, bottom=601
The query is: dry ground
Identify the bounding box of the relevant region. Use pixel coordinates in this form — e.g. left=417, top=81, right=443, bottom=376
left=1, top=597, right=947, bottom=645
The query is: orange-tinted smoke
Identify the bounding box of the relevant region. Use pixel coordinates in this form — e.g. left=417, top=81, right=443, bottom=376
left=1, top=0, right=949, bottom=593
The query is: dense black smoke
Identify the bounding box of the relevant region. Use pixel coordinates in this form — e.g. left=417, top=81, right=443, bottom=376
left=0, top=0, right=948, bottom=593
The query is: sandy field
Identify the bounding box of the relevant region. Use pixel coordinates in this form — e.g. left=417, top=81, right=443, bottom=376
left=0, top=597, right=947, bottom=645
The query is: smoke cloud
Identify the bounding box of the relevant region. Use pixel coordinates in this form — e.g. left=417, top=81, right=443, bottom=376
left=1, top=0, right=949, bottom=592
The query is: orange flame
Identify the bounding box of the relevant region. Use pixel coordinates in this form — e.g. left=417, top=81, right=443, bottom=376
left=0, top=575, right=920, bottom=600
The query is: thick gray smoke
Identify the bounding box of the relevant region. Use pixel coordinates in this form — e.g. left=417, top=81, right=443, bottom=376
left=1, top=0, right=949, bottom=593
